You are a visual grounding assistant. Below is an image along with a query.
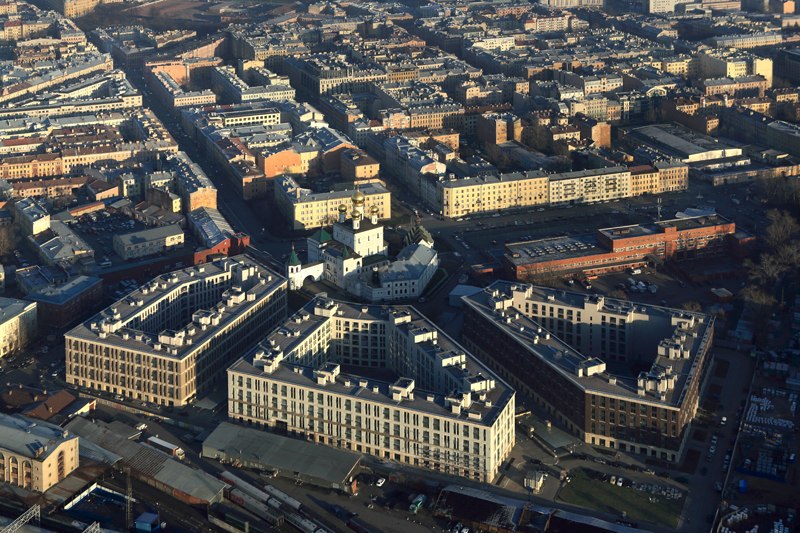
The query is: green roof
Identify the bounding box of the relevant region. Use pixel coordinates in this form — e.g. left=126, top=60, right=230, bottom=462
left=311, top=228, right=332, bottom=243
left=288, top=249, right=301, bottom=266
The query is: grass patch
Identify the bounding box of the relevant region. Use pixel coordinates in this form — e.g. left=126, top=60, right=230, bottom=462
left=557, top=468, right=685, bottom=529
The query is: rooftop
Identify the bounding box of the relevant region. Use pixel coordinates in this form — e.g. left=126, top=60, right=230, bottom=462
left=203, top=422, right=361, bottom=485
left=65, top=256, right=285, bottom=360
left=229, top=298, right=514, bottom=426
left=462, top=282, right=714, bottom=408
left=0, top=413, right=77, bottom=461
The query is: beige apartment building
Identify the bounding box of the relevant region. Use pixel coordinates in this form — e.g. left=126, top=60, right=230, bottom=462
left=0, top=414, right=79, bottom=493
left=66, top=256, right=287, bottom=406
left=0, top=298, right=38, bottom=359
left=427, top=164, right=689, bottom=218
left=629, top=165, right=661, bottom=196
left=227, top=298, right=516, bottom=482
left=275, top=177, right=391, bottom=230
left=438, top=171, right=549, bottom=218
left=548, top=167, right=632, bottom=206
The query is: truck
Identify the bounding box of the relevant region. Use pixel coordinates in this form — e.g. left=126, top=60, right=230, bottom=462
left=145, top=436, right=185, bottom=460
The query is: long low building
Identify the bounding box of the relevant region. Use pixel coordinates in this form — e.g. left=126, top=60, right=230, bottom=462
left=113, top=225, right=185, bottom=260
left=461, top=282, right=714, bottom=462
left=503, top=214, right=750, bottom=280
left=66, top=256, right=287, bottom=406
left=227, top=297, right=516, bottom=482
left=203, top=422, right=362, bottom=493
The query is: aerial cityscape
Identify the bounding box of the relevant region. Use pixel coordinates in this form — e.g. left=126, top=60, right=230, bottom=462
left=0, top=0, right=797, bottom=530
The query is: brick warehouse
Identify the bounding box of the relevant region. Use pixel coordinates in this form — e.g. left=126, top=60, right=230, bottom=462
left=503, top=214, right=754, bottom=281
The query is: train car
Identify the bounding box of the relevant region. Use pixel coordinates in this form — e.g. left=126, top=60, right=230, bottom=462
left=346, top=517, right=378, bottom=533
left=263, top=484, right=303, bottom=512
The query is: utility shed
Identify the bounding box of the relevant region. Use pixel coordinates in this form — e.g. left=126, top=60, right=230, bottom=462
left=202, top=422, right=362, bottom=493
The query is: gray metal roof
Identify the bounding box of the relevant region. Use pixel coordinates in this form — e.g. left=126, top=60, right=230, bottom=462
left=67, top=417, right=225, bottom=503
left=203, top=422, right=361, bottom=485
left=0, top=412, right=77, bottom=461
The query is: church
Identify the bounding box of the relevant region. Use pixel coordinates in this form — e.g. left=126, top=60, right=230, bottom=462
left=286, top=190, right=439, bottom=302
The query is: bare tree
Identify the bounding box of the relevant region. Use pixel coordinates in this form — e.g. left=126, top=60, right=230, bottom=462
left=740, top=284, right=776, bottom=308
left=746, top=254, right=787, bottom=286
left=681, top=300, right=703, bottom=312
left=0, top=225, right=16, bottom=256
left=765, top=210, right=800, bottom=250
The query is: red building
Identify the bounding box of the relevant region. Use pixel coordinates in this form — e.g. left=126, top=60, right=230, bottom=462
left=504, top=214, right=752, bottom=280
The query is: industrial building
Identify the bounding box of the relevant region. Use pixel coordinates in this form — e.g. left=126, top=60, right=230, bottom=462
left=503, top=214, right=749, bottom=280
left=227, top=297, right=516, bottom=482
left=203, top=422, right=362, bottom=493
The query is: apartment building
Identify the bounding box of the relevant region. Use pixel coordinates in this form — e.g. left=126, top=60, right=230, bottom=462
left=553, top=70, right=624, bottom=96
left=14, top=198, right=50, bottom=236
left=113, top=225, right=185, bottom=260
left=708, top=33, right=782, bottom=49
left=0, top=413, right=79, bottom=492
left=285, top=54, right=387, bottom=98
left=65, top=256, right=287, bottom=406
left=437, top=171, right=549, bottom=218
left=462, top=282, right=714, bottom=462
left=227, top=298, right=515, bottom=482
left=0, top=298, right=38, bottom=358
left=548, top=167, right=631, bottom=206
left=275, top=177, right=391, bottom=230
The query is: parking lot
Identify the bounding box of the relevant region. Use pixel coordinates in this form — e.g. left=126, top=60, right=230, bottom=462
left=67, top=210, right=147, bottom=267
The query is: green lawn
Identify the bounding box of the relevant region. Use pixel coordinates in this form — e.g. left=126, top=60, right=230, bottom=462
left=556, top=468, right=685, bottom=529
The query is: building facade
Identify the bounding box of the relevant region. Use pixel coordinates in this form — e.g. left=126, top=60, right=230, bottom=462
left=227, top=298, right=515, bottom=482
left=0, top=298, right=38, bottom=358
left=0, top=413, right=79, bottom=493
left=462, top=283, right=714, bottom=462
left=65, top=256, right=287, bottom=406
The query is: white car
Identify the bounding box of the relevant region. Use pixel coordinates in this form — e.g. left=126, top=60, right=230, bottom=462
left=616, top=478, right=623, bottom=487
left=375, top=478, right=386, bottom=487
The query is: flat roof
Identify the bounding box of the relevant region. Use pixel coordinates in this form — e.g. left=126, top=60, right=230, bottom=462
left=505, top=234, right=603, bottom=266
left=203, top=422, right=361, bottom=485
left=65, top=255, right=285, bottom=359
left=462, top=282, right=713, bottom=408
left=230, top=298, right=515, bottom=427
left=599, top=213, right=733, bottom=240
